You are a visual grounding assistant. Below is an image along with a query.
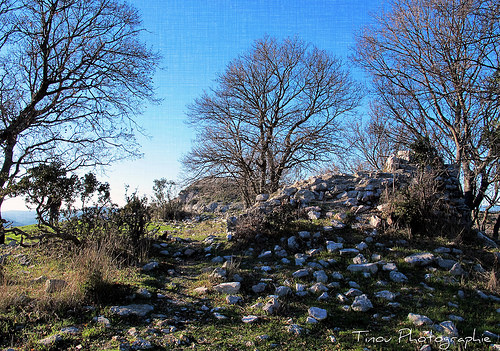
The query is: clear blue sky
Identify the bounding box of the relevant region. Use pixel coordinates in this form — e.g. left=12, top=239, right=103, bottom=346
left=4, top=0, right=385, bottom=210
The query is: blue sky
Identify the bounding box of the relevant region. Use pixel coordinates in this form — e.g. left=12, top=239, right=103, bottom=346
left=4, top=0, right=385, bottom=210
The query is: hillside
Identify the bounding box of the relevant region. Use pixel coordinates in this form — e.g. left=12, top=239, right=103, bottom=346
left=0, top=157, right=499, bottom=350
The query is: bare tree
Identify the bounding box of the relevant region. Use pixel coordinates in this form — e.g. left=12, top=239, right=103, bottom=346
left=183, top=36, right=362, bottom=206
left=0, top=0, right=160, bottom=243
left=342, top=102, right=403, bottom=172
left=354, top=0, right=500, bottom=230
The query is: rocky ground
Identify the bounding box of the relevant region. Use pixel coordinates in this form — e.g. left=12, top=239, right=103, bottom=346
left=1, top=214, right=499, bottom=350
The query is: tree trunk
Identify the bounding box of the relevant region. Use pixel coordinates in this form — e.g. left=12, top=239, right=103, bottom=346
left=0, top=137, right=16, bottom=245
left=493, top=213, right=500, bottom=240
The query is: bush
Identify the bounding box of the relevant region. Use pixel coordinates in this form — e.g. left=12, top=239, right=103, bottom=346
left=383, top=167, right=467, bottom=238
left=234, top=203, right=304, bottom=245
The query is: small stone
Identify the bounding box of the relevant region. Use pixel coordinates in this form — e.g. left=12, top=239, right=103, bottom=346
left=336, top=293, right=349, bottom=303
left=382, top=263, right=397, bottom=271
left=210, top=268, right=227, bottom=279
left=408, top=313, right=433, bottom=326
left=317, top=292, right=329, bottom=301
left=286, top=324, right=303, bottom=335
left=353, top=254, right=368, bottom=264
left=39, top=334, right=62, bottom=346
left=437, top=258, right=457, bottom=270
left=448, top=315, right=464, bottom=322
left=110, top=304, right=154, bottom=317
left=213, top=282, right=241, bottom=294
left=275, top=286, right=292, bottom=297
left=404, top=252, right=436, bottom=266
left=356, top=242, right=368, bottom=251
left=93, top=316, right=111, bottom=328
left=351, top=294, right=373, bottom=312
left=326, top=241, right=343, bottom=252
left=184, top=248, right=195, bottom=256
left=263, top=297, right=280, bottom=314
left=288, top=236, right=299, bottom=250
left=242, top=315, right=259, bottom=323
left=345, top=288, right=363, bottom=297
left=142, top=261, right=158, bottom=271
left=339, top=248, right=359, bottom=255
left=313, top=270, right=328, bottom=283
left=258, top=251, right=273, bottom=259
left=349, top=281, right=361, bottom=289
left=226, top=295, right=242, bottom=304
left=252, top=282, right=267, bottom=293
left=331, top=272, right=344, bottom=280
left=449, top=262, right=466, bottom=276
left=213, top=312, right=227, bottom=320
left=298, top=231, right=311, bottom=239
left=292, top=269, right=309, bottom=278
left=309, top=283, right=328, bottom=294
left=308, top=307, right=327, bottom=321
left=347, top=263, right=378, bottom=274
left=435, top=321, right=459, bottom=337
left=60, top=327, right=80, bottom=335
left=389, top=271, right=408, bottom=283
left=374, top=290, right=397, bottom=301
left=136, top=288, right=152, bottom=299
left=306, top=316, right=318, bottom=324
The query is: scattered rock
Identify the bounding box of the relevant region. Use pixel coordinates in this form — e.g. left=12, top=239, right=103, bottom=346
left=226, top=295, right=242, bottom=304
left=292, top=269, right=309, bottom=279
left=263, top=297, right=280, bottom=314
left=308, top=307, right=328, bottom=321
left=38, top=334, right=62, bottom=346
left=404, top=252, right=436, bottom=266
left=242, top=315, right=259, bottom=323
left=374, top=290, right=397, bottom=301
left=275, top=286, right=292, bottom=297
left=110, top=304, right=154, bottom=317
left=435, top=320, right=459, bottom=337
left=142, top=261, right=158, bottom=271
left=351, top=294, right=373, bottom=312
left=313, top=270, right=329, bottom=283
left=389, top=271, right=408, bottom=283
left=252, top=282, right=267, bottom=293
left=449, top=262, right=466, bottom=276
left=347, top=263, right=378, bottom=274
left=286, top=324, right=304, bottom=335
left=213, top=282, right=241, bottom=294
left=408, top=313, right=433, bottom=326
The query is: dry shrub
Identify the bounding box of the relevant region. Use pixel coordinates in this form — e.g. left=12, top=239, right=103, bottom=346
left=70, top=238, right=122, bottom=303
left=487, top=269, right=499, bottom=294
left=0, top=239, right=122, bottom=316
left=234, top=203, right=304, bottom=247
left=382, top=167, right=469, bottom=239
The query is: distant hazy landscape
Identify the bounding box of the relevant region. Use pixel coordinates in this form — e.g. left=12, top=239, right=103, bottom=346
left=3, top=210, right=37, bottom=227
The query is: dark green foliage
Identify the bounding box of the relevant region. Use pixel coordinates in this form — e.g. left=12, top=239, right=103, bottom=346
left=151, top=178, right=186, bottom=220
left=113, top=190, right=151, bottom=253
left=15, top=162, right=79, bottom=227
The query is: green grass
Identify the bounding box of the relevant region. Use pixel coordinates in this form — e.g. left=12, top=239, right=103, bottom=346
left=1, top=217, right=499, bottom=350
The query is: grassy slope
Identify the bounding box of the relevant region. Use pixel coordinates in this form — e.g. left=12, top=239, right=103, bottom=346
left=0, top=218, right=499, bottom=350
